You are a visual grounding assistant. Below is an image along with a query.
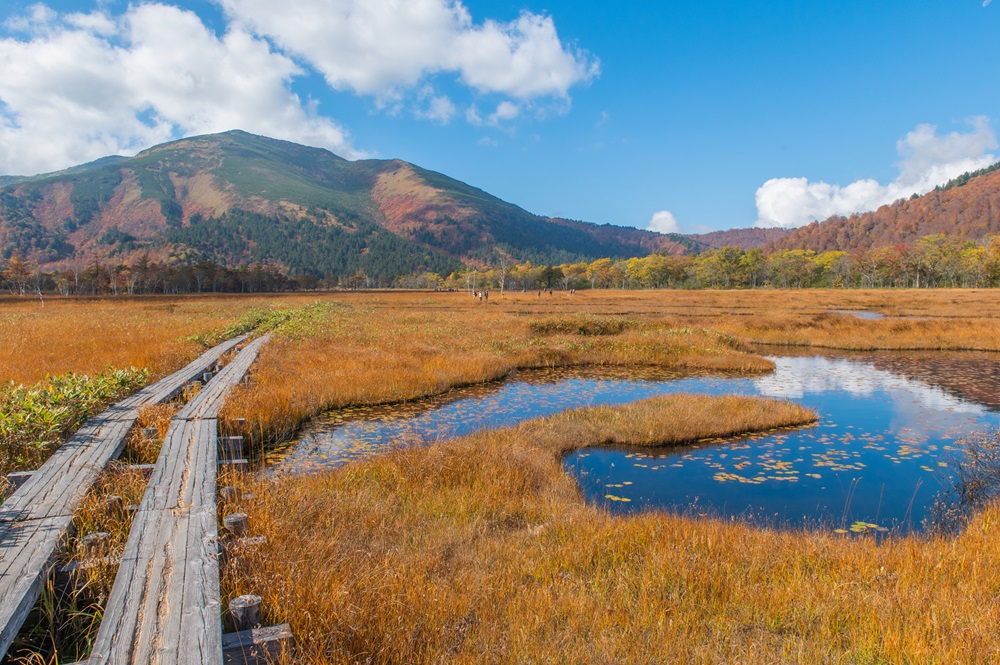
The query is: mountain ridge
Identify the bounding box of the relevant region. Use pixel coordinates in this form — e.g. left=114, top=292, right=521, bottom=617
left=0, top=130, right=695, bottom=279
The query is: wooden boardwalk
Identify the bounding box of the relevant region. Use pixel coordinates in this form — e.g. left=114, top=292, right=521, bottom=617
left=0, top=335, right=246, bottom=660
left=89, top=335, right=269, bottom=665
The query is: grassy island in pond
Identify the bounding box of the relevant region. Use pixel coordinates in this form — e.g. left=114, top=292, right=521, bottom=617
left=223, top=395, right=819, bottom=664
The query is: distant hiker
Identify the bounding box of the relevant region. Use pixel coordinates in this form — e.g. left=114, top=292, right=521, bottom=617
left=484, top=290, right=489, bottom=301
left=537, top=291, right=541, bottom=297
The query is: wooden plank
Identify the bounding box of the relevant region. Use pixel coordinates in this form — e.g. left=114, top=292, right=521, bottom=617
left=4, top=472, right=34, bottom=491
left=0, top=335, right=249, bottom=662
left=176, top=336, right=269, bottom=422
left=0, top=516, right=72, bottom=657
left=222, top=624, right=293, bottom=665
left=90, top=337, right=270, bottom=664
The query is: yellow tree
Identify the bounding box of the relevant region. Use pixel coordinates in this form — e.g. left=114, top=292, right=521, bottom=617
left=2, top=251, right=33, bottom=295
left=586, top=258, right=613, bottom=288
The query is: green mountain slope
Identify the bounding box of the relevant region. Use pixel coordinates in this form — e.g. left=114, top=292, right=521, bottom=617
left=0, top=130, right=692, bottom=279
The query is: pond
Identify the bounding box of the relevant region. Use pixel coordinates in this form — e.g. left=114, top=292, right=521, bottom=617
left=826, top=309, right=884, bottom=320
left=273, top=350, right=1000, bottom=533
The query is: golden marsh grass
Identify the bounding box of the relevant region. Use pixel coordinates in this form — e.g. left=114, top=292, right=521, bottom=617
left=6, top=289, right=1000, bottom=662
left=223, top=395, right=824, bottom=664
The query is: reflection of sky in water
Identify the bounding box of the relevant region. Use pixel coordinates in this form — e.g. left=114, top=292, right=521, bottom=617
left=274, top=353, right=1000, bottom=533
left=825, top=310, right=884, bottom=320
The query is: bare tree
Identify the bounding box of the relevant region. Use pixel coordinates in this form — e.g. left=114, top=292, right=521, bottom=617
left=496, top=254, right=510, bottom=296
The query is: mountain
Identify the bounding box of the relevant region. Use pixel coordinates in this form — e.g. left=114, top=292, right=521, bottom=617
left=690, top=227, right=788, bottom=250
left=0, top=130, right=693, bottom=280
left=765, top=162, right=1000, bottom=254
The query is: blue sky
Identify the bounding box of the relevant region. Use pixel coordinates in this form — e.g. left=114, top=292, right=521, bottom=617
left=0, top=0, right=997, bottom=233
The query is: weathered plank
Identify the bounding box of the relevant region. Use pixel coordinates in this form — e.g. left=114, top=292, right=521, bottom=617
left=0, top=516, right=69, bottom=654
left=0, top=335, right=248, bottom=661
left=222, top=624, right=293, bottom=665
left=90, top=336, right=270, bottom=665
left=175, top=336, right=268, bottom=422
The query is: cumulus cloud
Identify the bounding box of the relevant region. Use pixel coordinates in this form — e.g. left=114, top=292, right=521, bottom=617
left=0, top=1, right=596, bottom=174
left=647, top=210, right=681, bottom=234
left=466, top=101, right=523, bottom=127
left=414, top=88, right=457, bottom=123
left=217, top=0, right=598, bottom=101
left=0, top=3, right=357, bottom=174
left=755, top=117, right=998, bottom=228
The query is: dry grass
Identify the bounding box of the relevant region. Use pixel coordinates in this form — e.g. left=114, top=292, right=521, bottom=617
left=0, top=294, right=296, bottom=386
left=9, top=289, right=1000, bottom=663
left=122, top=403, right=178, bottom=464
left=5, top=463, right=148, bottom=664
left=218, top=395, right=887, bottom=664
left=210, top=290, right=1000, bottom=663
left=5, top=288, right=997, bottom=390
left=221, top=295, right=773, bottom=450
left=220, top=289, right=1000, bottom=454
left=221, top=395, right=1000, bottom=663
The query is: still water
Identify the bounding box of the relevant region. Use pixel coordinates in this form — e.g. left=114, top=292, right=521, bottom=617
left=275, top=350, right=1000, bottom=532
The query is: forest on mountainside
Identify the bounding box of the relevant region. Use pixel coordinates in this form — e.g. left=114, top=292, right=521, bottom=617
left=768, top=164, right=1000, bottom=254
left=5, top=232, right=1000, bottom=295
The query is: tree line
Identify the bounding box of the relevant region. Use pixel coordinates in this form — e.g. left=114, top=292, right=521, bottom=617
left=5, top=233, right=1000, bottom=296
left=433, top=234, right=1000, bottom=291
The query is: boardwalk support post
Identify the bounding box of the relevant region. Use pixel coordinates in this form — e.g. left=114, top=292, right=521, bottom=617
left=224, top=513, right=249, bottom=537
left=229, top=595, right=262, bottom=632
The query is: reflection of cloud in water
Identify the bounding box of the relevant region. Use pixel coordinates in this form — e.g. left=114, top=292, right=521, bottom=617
left=755, top=356, right=985, bottom=416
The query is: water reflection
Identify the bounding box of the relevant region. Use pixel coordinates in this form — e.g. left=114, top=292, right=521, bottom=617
left=274, top=351, right=1000, bottom=533
left=825, top=310, right=884, bottom=320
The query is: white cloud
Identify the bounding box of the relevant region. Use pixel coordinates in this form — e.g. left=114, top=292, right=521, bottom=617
left=217, top=0, right=598, bottom=102
left=466, top=101, right=522, bottom=128
left=0, top=1, right=596, bottom=174
left=0, top=4, right=359, bottom=175
left=415, top=93, right=457, bottom=123
left=985, top=0, right=992, bottom=7
left=492, top=101, right=521, bottom=122
left=647, top=210, right=681, bottom=234
left=3, top=4, right=57, bottom=32
left=755, top=117, right=998, bottom=228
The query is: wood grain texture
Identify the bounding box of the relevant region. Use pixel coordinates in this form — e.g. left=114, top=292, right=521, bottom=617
left=0, top=336, right=248, bottom=661
left=90, top=336, right=270, bottom=665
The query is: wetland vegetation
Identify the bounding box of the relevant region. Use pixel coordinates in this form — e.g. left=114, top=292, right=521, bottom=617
left=6, top=289, right=1000, bottom=663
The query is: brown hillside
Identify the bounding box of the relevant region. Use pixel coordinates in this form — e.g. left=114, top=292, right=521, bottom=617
left=767, top=167, right=1000, bottom=253
left=546, top=218, right=699, bottom=256
left=691, top=227, right=788, bottom=250
left=371, top=162, right=486, bottom=253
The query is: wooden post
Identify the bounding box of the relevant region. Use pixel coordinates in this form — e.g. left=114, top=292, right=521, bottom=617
left=104, top=495, right=124, bottom=514
left=129, top=463, right=156, bottom=478
left=224, top=513, right=249, bottom=537
left=218, top=436, right=244, bottom=461
left=82, top=532, right=110, bottom=553
left=229, top=595, right=262, bottom=631
left=5, top=471, right=34, bottom=490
